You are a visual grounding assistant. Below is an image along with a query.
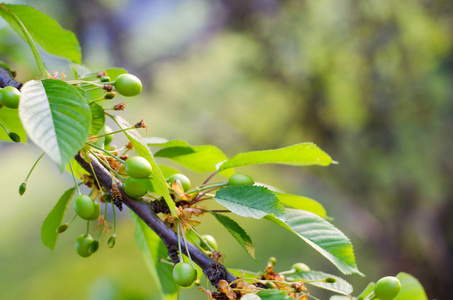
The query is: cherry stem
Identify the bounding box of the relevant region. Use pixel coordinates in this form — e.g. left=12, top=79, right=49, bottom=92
left=87, top=142, right=126, bottom=164
left=190, top=186, right=222, bottom=205
left=23, top=152, right=45, bottom=183
left=90, top=126, right=138, bottom=139
left=177, top=220, right=184, bottom=263
left=202, top=170, right=219, bottom=185
left=89, top=149, right=125, bottom=180
left=68, top=162, right=82, bottom=195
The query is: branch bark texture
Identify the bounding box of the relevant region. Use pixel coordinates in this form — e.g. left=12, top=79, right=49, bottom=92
left=75, top=153, right=236, bottom=287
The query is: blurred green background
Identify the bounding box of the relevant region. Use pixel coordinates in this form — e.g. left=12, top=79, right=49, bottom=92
left=0, top=0, right=452, bottom=299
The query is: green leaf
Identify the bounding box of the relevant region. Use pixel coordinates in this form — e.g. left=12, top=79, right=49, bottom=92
left=113, top=116, right=176, bottom=215
left=104, top=68, right=127, bottom=80
left=41, top=187, right=76, bottom=250
left=19, top=79, right=91, bottom=170
left=158, top=164, right=180, bottom=178
left=146, top=137, right=192, bottom=148
left=131, top=212, right=177, bottom=300
left=0, top=4, right=81, bottom=64
left=394, top=272, right=428, bottom=300
left=0, top=106, right=27, bottom=143
left=275, top=193, right=327, bottom=218
left=257, top=289, right=292, bottom=300
left=215, top=185, right=285, bottom=219
left=218, top=143, right=334, bottom=171
left=146, top=137, right=231, bottom=174
left=210, top=211, right=256, bottom=261
left=89, top=102, right=105, bottom=136
left=265, top=209, right=362, bottom=276
left=286, top=270, right=353, bottom=295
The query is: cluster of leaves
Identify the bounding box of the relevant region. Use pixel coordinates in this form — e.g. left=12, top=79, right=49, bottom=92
left=0, top=3, right=429, bottom=300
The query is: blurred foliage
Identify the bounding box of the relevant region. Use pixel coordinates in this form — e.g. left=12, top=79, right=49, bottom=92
left=0, top=0, right=452, bottom=299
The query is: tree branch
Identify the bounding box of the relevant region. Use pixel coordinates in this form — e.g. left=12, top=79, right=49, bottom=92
left=75, top=152, right=236, bottom=287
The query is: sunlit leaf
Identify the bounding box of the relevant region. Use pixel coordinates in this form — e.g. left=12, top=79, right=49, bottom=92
left=210, top=211, right=256, bottom=260
left=41, top=187, right=76, bottom=250
left=19, top=79, right=91, bottom=170
left=394, top=272, right=428, bottom=300
left=218, top=143, right=333, bottom=171
left=286, top=270, right=353, bottom=295
left=0, top=4, right=81, bottom=64
left=275, top=193, right=327, bottom=218
left=146, top=137, right=232, bottom=175
left=89, top=102, right=105, bottom=136
left=0, top=106, right=27, bottom=143
left=266, top=209, right=362, bottom=276
left=131, top=212, right=177, bottom=300
left=113, top=116, right=176, bottom=215
left=215, top=185, right=285, bottom=219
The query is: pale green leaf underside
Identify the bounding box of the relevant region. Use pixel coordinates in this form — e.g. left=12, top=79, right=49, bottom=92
left=215, top=185, right=285, bottom=219
left=19, top=79, right=91, bottom=170
left=1, top=4, right=81, bottom=64
left=114, top=116, right=176, bottom=215
left=218, top=143, right=333, bottom=171
left=266, top=209, right=362, bottom=276
left=286, top=270, right=353, bottom=295
left=394, top=272, right=428, bottom=300
left=41, top=187, right=76, bottom=250
left=275, top=193, right=327, bottom=218
left=0, top=106, right=27, bottom=142
left=210, top=212, right=256, bottom=260
left=131, top=212, right=177, bottom=300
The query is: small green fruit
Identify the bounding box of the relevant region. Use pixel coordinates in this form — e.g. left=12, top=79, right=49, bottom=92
left=114, top=74, right=142, bottom=97
left=76, top=234, right=96, bottom=257
left=292, top=262, right=310, bottom=273
left=74, top=194, right=96, bottom=220
left=374, top=276, right=401, bottom=300
left=168, top=173, right=191, bottom=192
left=125, top=156, right=152, bottom=179
left=1, top=86, right=21, bottom=109
left=172, top=262, right=197, bottom=287
left=123, top=176, right=148, bottom=198
left=201, top=234, right=218, bottom=251
left=228, top=174, right=254, bottom=186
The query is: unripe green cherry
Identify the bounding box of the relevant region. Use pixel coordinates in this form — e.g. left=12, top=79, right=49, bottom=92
left=123, top=176, right=148, bottom=198
left=114, top=74, right=142, bottom=97
left=172, top=262, right=197, bottom=287
left=374, top=276, right=401, bottom=300
left=201, top=234, right=218, bottom=251
left=87, top=202, right=100, bottom=221
left=125, top=156, right=152, bottom=179
left=228, top=174, right=254, bottom=186
left=292, top=262, right=310, bottom=273
left=108, top=235, right=116, bottom=248
left=168, top=173, right=191, bottom=192
left=74, top=194, right=96, bottom=220
left=76, top=234, right=96, bottom=257
left=0, top=86, right=21, bottom=109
